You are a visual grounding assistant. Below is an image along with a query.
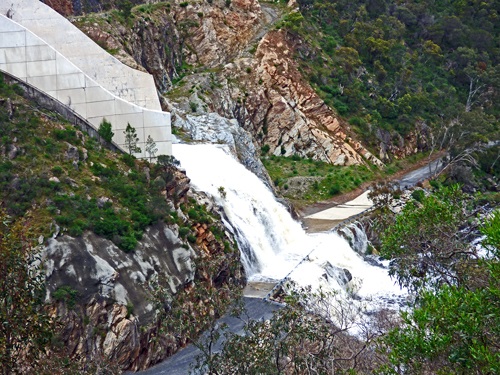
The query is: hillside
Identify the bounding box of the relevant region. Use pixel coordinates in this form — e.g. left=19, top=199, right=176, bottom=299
left=0, top=75, right=243, bottom=371
left=1, top=0, right=500, bottom=372
left=54, top=0, right=498, bottom=202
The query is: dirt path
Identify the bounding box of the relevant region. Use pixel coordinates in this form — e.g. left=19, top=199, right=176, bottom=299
left=297, top=152, right=445, bottom=218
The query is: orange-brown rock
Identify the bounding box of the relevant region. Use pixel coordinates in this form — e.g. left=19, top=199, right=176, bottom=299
left=224, top=30, right=383, bottom=166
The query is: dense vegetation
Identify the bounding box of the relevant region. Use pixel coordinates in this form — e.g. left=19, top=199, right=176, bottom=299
left=293, top=0, right=499, bottom=155
left=0, top=75, right=213, bottom=252
left=379, top=186, right=500, bottom=374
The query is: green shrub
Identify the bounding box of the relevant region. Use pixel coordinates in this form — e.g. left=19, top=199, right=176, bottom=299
left=53, top=286, right=78, bottom=309
left=189, top=101, right=198, bottom=112
left=51, top=166, right=64, bottom=177
left=53, top=127, right=78, bottom=143
left=187, top=208, right=200, bottom=221
left=411, top=189, right=425, bottom=202
left=98, top=118, right=114, bottom=143
left=119, top=234, right=137, bottom=252
left=329, top=183, right=341, bottom=196
left=120, top=153, right=136, bottom=167
left=179, top=226, right=191, bottom=238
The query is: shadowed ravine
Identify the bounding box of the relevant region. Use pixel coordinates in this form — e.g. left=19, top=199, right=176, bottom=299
left=134, top=298, right=281, bottom=375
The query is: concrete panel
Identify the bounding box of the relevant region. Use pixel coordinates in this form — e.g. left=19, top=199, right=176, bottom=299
left=114, top=125, right=146, bottom=144
left=0, top=2, right=164, bottom=111
left=27, top=75, right=57, bottom=92
left=143, top=127, right=171, bottom=143
left=86, top=99, right=115, bottom=118
left=26, top=44, right=56, bottom=62
left=26, top=59, right=56, bottom=77
left=0, top=21, right=24, bottom=33
left=56, top=88, right=87, bottom=106
left=143, top=111, right=169, bottom=128
left=87, top=115, right=116, bottom=129
left=56, top=72, right=85, bottom=90
left=56, top=56, right=80, bottom=75
left=85, top=76, right=99, bottom=88
left=72, top=102, right=87, bottom=118
left=1, top=46, right=26, bottom=64
left=25, top=32, right=45, bottom=47
left=0, top=30, right=25, bottom=48
left=114, top=113, right=144, bottom=130
left=0, top=62, right=27, bottom=78
left=86, top=85, right=113, bottom=103
left=112, top=131, right=126, bottom=146
left=114, top=98, right=142, bottom=115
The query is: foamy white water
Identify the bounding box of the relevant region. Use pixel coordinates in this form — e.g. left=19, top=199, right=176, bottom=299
left=173, top=143, right=407, bottom=314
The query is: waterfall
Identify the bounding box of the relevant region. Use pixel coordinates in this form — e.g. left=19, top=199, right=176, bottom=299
left=173, top=143, right=407, bottom=315
left=338, top=221, right=370, bottom=255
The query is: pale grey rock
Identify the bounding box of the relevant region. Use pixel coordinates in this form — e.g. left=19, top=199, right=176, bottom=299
left=65, top=142, right=79, bottom=161
left=97, top=196, right=112, bottom=208
left=173, top=109, right=272, bottom=187
left=8, top=144, right=18, bottom=159
left=43, top=222, right=196, bottom=322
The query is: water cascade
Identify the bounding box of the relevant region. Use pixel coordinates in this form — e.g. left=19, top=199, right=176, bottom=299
left=174, top=143, right=407, bottom=317
left=338, top=221, right=370, bottom=255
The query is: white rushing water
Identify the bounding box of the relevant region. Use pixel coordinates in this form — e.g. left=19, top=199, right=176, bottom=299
left=173, top=143, right=407, bottom=318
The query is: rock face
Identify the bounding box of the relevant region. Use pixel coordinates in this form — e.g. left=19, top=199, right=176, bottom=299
left=376, top=121, right=431, bottom=161
left=44, top=223, right=195, bottom=322
left=44, top=225, right=193, bottom=370
left=223, top=30, right=382, bottom=166
left=67, top=0, right=382, bottom=167
left=41, top=166, right=244, bottom=371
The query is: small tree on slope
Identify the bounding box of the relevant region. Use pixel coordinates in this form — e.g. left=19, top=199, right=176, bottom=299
left=124, top=123, right=141, bottom=155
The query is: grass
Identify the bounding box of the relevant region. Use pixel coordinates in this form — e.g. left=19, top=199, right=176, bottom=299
left=261, top=151, right=433, bottom=206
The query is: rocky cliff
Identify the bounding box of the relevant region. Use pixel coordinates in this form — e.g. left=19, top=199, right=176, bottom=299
left=44, top=209, right=243, bottom=371
left=65, top=0, right=383, bottom=169
left=0, top=77, right=244, bottom=371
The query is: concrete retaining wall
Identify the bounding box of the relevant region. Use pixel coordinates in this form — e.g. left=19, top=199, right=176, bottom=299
left=0, top=14, right=171, bottom=157
left=2, top=70, right=122, bottom=154
left=0, top=0, right=160, bottom=110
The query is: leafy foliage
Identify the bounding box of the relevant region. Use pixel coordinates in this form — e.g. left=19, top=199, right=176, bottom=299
left=380, top=184, right=477, bottom=292
left=98, top=118, right=114, bottom=143
left=380, top=211, right=500, bottom=374
left=295, top=0, right=500, bottom=154
left=193, top=286, right=389, bottom=375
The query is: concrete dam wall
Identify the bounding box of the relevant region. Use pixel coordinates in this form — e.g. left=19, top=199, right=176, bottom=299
left=0, top=1, right=171, bottom=157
